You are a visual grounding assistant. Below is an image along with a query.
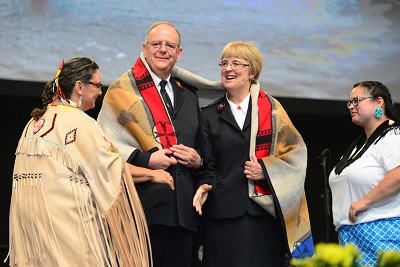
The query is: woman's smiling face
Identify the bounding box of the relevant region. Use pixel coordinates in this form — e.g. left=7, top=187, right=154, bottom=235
left=220, top=57, right=252, bottom=94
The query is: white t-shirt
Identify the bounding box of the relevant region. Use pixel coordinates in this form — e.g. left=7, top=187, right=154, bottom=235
left=329, top=129, right=400, bottom=230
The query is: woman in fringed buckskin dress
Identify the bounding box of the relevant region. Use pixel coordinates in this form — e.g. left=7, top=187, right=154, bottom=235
left=6, top=57, right=173, bottom=267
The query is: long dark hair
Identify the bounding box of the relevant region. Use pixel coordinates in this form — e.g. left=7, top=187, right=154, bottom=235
left=31, top=57, right=99, bottom=120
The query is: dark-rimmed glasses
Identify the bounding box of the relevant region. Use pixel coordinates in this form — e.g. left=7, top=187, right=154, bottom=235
left=86, top=81, right=102, bottom=89
left=146, top=41, right=179, bottom=51
left=219, top=60, right=250, bottom=69
left=346, top=96, right=373, bottom=108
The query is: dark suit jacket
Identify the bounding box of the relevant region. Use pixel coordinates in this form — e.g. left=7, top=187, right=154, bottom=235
left=198, top=96, right=267, bottom=218
left=127, top=77, right=200, bottom=232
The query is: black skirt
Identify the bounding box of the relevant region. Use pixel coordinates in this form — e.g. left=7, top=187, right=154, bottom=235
left=202, top=211, right=286, bottom=267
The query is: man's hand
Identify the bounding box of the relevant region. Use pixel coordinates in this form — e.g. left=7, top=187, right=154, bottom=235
left=149, top=149, right=177, bottom=170
left=170, top=144, right=202, bottom=169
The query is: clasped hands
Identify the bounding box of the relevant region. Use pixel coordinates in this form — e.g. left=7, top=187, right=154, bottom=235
left=149, top=143, right=202, bottom=170
left=146, top=144, right=201, bottom=190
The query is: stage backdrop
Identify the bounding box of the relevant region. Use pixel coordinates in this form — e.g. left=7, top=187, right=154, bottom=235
left=0, top=0, right=399, bottom=102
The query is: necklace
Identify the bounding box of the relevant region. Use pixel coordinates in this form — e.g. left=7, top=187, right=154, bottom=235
left=348, top=138, right=368, bottom=160
left=335, top=120, right=396, bottom=175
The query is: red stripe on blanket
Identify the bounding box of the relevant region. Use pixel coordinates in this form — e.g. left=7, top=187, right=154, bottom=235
left=254, top=90, right=272, bottom=195
left=132, top=58, right=177, bottom=149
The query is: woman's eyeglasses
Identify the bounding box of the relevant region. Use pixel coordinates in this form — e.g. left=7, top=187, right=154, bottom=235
left=86, top=81, right=102, bottom=89
left=346, top=96, right=373, bottom=108
left=218, top=60, right=250, bottom=69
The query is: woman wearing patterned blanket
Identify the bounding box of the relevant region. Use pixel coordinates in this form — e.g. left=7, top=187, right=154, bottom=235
left=190, top=42, right=314, bottom=267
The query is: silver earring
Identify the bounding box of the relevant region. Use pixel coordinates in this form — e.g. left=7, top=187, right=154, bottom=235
left=79, top=96, right=82, bottom=109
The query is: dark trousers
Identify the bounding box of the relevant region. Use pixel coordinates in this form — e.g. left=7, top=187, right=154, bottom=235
left=148, top=225, right=193, bottom=267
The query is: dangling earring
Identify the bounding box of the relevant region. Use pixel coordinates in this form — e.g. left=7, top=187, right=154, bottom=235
left=78, top=95, right=82, bottom=110
left=374, top=106, right=383, bottom=119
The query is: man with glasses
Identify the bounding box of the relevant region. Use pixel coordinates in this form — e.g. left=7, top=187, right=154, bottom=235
left=97, top=21, right=203, bottom=267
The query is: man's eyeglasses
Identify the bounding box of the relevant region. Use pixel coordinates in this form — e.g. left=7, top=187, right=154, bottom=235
left=219, top=60, right=250, bottom=69
left=86, top=81, right=102, bottom=89
left=346, top=96, right=373, bottom=108
left=146, top=41, right=179, bottom=51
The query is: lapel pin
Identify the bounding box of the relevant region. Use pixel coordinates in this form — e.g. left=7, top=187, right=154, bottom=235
left=218, top=102, right=226, bottom=112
